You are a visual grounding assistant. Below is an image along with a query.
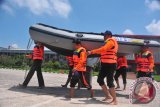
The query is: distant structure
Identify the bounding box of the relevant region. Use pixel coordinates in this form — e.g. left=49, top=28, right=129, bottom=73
left=0, top=47, right=7, bottom=50
left=0, top=46, right=61, bottom=62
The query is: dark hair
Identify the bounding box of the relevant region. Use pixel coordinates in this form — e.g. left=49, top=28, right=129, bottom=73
left=34, top=41, right=38, bottom=44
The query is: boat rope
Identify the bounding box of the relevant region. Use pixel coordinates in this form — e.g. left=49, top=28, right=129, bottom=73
left=24, top=38, right=33, bottom=79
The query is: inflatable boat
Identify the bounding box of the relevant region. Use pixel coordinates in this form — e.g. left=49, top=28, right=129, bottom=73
left=29, top=23, right=160, bottom=56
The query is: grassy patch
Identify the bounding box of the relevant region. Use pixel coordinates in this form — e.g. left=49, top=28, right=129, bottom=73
left=153, top=75, right=160, bottom=82
left=92, top=71, right=98, bottom=76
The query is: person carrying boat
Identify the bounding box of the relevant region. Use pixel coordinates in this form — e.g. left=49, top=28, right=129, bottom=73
left=86, top=57, right=100, bottom=87
left=114, top=55, right=128, bottom=90
left=69, top=39, right=94, bottom=98
left=79, top=57, right=100, bottom=89
left=133, top=43, right=155, bottom=103
left=19, top=41, right=45, bottom=88
left=61, top=56, right=74, bottom=87
left=88, top=30, right=118, bottom=105
left=135, top=43, right=154, bottom=78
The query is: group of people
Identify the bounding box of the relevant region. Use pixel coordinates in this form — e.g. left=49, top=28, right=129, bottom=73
left=19, top=30, right=155, bottom=105
left=62, top=30, right=120, bottom=104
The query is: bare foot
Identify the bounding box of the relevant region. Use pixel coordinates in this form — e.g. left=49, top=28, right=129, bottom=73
left=109, top=100, right=118, bottom=105
left=102, top=96, right=112, bottom=101
left=90, top=89, right=94, bottom=98
left=123, top=88, right=126, bottom=91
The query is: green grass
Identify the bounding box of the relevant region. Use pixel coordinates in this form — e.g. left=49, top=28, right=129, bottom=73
left=92, top=71, right=98, bottom=76
left=1, top=65, right=159, bottom=81
left=153, top=75, right=160, bottom=82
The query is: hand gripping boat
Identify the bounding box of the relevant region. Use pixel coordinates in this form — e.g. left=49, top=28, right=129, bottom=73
left=29, top=23, right=160, bottom=56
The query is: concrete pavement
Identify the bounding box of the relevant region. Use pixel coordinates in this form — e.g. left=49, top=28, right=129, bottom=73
left=0, top=69, right=160, bottom=107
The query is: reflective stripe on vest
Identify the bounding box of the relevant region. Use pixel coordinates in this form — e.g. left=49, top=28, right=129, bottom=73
left=73, top=47, right=86, bottom=71
left=137, top=51, right=153, bottom=72
left=100, top=38, right=118, bottom=63
left=117, top=57, right=128, bottom=69
left=33, top=46, right=43, bottom=60
left=66, top=56, right=74, bottom=67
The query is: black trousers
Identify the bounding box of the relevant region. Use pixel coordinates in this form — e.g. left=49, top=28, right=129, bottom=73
left=70, top=71, right=92, bottom=89
left=85, top=66, right=93, bottom=86
left=68, top=66, right=73, bottom=78
left=137, top=71, right=153, bottom=79
left=97, top=63, right=116, bottom=88
left=114, top=66, right=127, bottom=84
left=23, top=59, right=44, bottom=87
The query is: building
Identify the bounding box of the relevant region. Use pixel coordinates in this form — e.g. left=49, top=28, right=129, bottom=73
left=0, top=47, right=59, bottom=62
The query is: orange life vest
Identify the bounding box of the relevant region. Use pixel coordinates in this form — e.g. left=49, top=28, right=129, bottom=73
left=136, top=51, right=153, bottom=72
left=100, top=38, right=118, bottom=63
left=117, top=56, right=128, bottom=70
left=66, top=56, right=74, bottom=67
left=73, top=47, right=87, bottom=72
left=33, top=45, right=44, bottom=60
left=135, top=54, right=141, bottom=71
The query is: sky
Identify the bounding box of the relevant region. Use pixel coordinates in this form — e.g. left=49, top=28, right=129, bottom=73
left=0, top=0, right=160, bottom=49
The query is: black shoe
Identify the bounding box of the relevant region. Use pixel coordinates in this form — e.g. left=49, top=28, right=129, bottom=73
left=18, top=84, right=27, bottom=88
left=61, top=84, right=67, bottom=88
left=38, top=86, right=45, bottom=89
left=87, top=85, right=92, bottom=90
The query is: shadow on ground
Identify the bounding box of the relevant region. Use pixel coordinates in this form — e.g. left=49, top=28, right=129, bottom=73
left=9, top=86, right=129, bottom=99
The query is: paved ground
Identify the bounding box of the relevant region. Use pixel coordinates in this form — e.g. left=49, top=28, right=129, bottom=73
left=0, top=69, right=160, bottom=107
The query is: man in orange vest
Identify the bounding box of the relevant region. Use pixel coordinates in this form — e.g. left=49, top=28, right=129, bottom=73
left=69, top=39, right=93, bottom=98
left=61, top=56, right=74, bottom=87
left=19, top=41, right=45, bottom=88
left=136, top=44, right=154, bottom=78
left=88, top=30, right=118, bottom=105
left=114, top=55, right=128, bottom=90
